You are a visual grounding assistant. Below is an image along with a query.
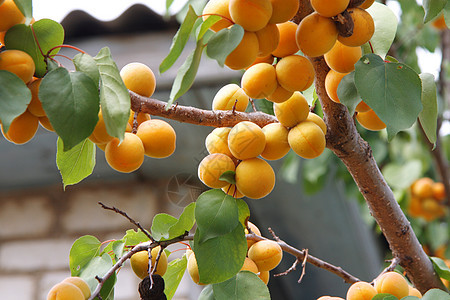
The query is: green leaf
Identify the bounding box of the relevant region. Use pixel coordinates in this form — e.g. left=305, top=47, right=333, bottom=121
left=337, top=72, right=360, bottom=116
left=371, top=294, right=398, bottom=300
left=423, top=0, right=447, bottom=23
left=168, top=39, right=204, bottom=106
left=199, top=285, right=215, bottom=300
left=69, top=235, right=102, bottom=276
left=151, top=202, right=196, bottom=241
left=254, top=98, right=274, bottom=115
left=193, top=223, right=247, bottom=284
left=169, top=202, right=196, bottom=237
left=197, top=15, right=221, bottom=40
left=0, top=70, right=31, bottom=132
left=401, top=297, right=421, bottom=300
left=73, top=53, right=100, bottom=87
left=195, top=189, right=239, bottom=243
left=421, top=288, right=450, bottom=300
left=94, top=47, right=130, bottom=141
left=163, top=255, right=188, bottom=300
left=151, top=214, right=178, bottom=240
left=166, top=0, right=175, bottom=11
left=430, top=257, right=450, bottom=281
left=382, top=160, right=422, bottom=190
left=206, top=24, right=244, bottom=67
left=5, top=19, right=65, bottom=77
left=418, top=73, right=438, bottom=145
left=79, top=253, right=116, bottom=300
left=212, top=271, right=271, bottom=300
left=354, top=54, right=423, bottom=140
left=160, top=6, right=198, bottom=74
left=56, top=138, right=96, bottom=189
left=13, top=0, right=32, bottom=22
left=219, top=170, right=236, bottom=185
left=122, top=229, right=151, bottom=247
left=39, top=67, right=100, bottom=151
left=236, top=199, right=250, bottom=226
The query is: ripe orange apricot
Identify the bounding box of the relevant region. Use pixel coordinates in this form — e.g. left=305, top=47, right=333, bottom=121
left=338, top=8, right=374, bottom=47
left=411, top=177, right=434, bottom=198
left=258, top=270, right=270, bottom=284
left=273, top=92, right=310, bottom=128
left=130, top=246, right=168, bottom=279
left=120, top=62, right=156, bottom=97
left=432, top=182, right=446, bottom=201
left=205, top=127, right=233, bottom=157
left=187, top=254, right=204, bottom=285
left=0, top=0, right=26, bottom=32
left=306, top=112, right=327, bottom=134
left=198, top=153, right=236, bottom=188
left=228, top=121, right=266, bottom=160
left=296, top=12, right=338, bottom=57
left=261, top=122, right=290, bottom=160
left=266, top=84, right=294, bottom=103
left=248, top=240, right=282, bottom=271
left=39, top=116, right=54, bottom=132
left=47, top=282, right=85, bottom=300
left=408, top=285, right=422, bottom=298
left=136, top=119, right=176, bottom=158
left=255, top=24, right=280, bottom=57
left=246, top=54, right=274, bottom=69
left=1, top=110, right=39, bottom=144
left=241, top=63, right=277, bottom=99
left=229, top=0, right=273, bottom=32
left=212, top=83, right=249, bottom=111
left=325, top=69, right=348, bottom=103
left=346, top=281, right=377, bottom=300
left=235, top=157, right=275, bottom=199
left=355, top=101, right=371, bottom=112
left=128, top=110, right=151, bottom=129
left=27, top=78, right=46, bottom=117
left=374, top=272, right=410, bottom=299
left=431, top=14, right=447, bottom=31
left=0, top=30, right=5, bottom=45
left=62, top=277, right=91, bottom=299
left=311, top=0, right=350, bottom=18
left=241, top=257, right=259, bottom=273
left=288, top=121, right=326, bottom=159
left=360, top=0, right=375, bottom=9
left=105, top=132, right=145, bottom=173
left=269, top=0, right=299, bottom=24
left=245, top=221, right=261, bottom=248
left=271, top=22, right=299, bottom=58
left=355, top=109, right=386, bottom=131
left=222, top=184, right=245, bottom=198
left=317, top=297, right=344, bottom=300
left=225, top=31, right=259, bottom=70
left=202, top=0, right=233, bottom=32
left=90, top=110, right=114, bottom=145
left=275, top=55, right=315, bottom=92
left=0, top=49, right=36, bottom=83
left=324, top=40, right=362, bottom=73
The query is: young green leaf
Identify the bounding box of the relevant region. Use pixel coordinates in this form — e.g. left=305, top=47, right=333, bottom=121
left=206, top=24, right=244, bottom=67
left=79, top=253, right=116, bottom=300
left=151, top=202, right=196, bottom=241
left=423, top=0, right=447, bottom=23
left=69, top=235, right=102, bottom=276
left=151, top=214, right=178, bottom=241
left=254, top=98, right=274, bottom=115
left=337, top=72, right=360, bottom=116
left=430, top=257, right=450, bottom=281
left=219, top=170, right=236, bottom=185
left=212, top=271, right=270, bottom=300
left=418, top=73, right=438, bottom=145
left=169, top=202, right=196, bottom=238
left=56, top=138, right=96, bottom=189
left=73, top=53, right=100, bottom=87
left=421, top=288, right=450, bottom=300
left=122, top=229, right=152, bottom=247
left=163, top=255, right=188, bottom=300
left=197, top=15, right=221, bottom=40
left=13, top=0, right=32, bottom=22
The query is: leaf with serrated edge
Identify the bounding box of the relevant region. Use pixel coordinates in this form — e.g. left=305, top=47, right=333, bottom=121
left=206, top=24, right=244, bottom=67
left=163, top=255, right=188, bottom=300
left=212, top=271, right=270, bottom=300
left=419, top=73, right=438, bottom=145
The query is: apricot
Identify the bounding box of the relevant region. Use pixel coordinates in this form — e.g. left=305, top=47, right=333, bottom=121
left=432, top=182, right=446, bottom=201
left=136, top=119, right=176, bottom=158
left=1, top=110, right=39, bottom=144
left=325, top=69, right=348, bottom=103
left=0, top=0, right=26, bottom=32
left=275, top=55, right=315, bottom=92
left=235, top=157, right=275, bottom=199
left=408, top=285, right=422, bottom=298
left=431, top=14, right=447, bottom=31
left=408, top=196, right=423, bottom=218
left=246, top=54, right=274, bottom=69
left=202, top=0, right=233, bottom=32
left=62, top=277, right=91, bottom=299
left=296, top=12, right=338, bottom=57
left=261, top=122, right=290, bottom=160
left=187, top=254, right=204, bottom=285
left=268, top=0, right=299, bottom=24
left=47, top=282, right=85, bottom=300
left=360, top=0, right=375, bottom=9
left=273, top=92, right=310, bottom=128
left=338, top=8, right=374, bottom=47
left=198, top=153, right=236, bottom=188
left=0, top=30, right=5, bottom=45
left=355, top=101, right=371, bottom=113
left=421, top=198, right=446, bottom=221
left=374, top=272, right=410, bottom=299
left=229, top=0, right=273, bottom=32
left=185, top=248, right=194, bottom=260
left=411, top=177, right=434, bottom=198
left=228, top=121, right=266, bottom=160
left=245, top=221, right=262, bottom=248
left=0, top=49, right=35, bottom=83
left=89, top=110, right=114, bottom=145
left=130, top=246, right=168, bottom=279
left=104, top=132, right=145, bottom=173
left=241, top=63, right=277, bottom=99
left=248, top=240, right=282, bottom=271
left=212, top=83, right=249, bottom=111
left=27, top=78, right=46, bottom=117
left=324, top=41, right=362, bottom=73
left=222, top=184, right=245, bottom=198
left=258, top=270, right=270, bottom=284
left=288, top=121, right=326, bottom=159
left=225, top=31, right=259, bottom=70
left=346, top=281, right=377, bottom=300
left=39, top=116, right=55, bottom=132
left=356, top=109, right=386, bottom=131
left=128, top=110, right=151, bottom=129
left=120, top=62, right=156, bottom=97
left=205, top=127, right=233, bottom=157
left=241, top=257, right=259, bottom=273
left=311, top=0, right=349, bottom=18
left=266, top=84, right=294, bottom=103
left=255, top=24, right=280, bottom=58
left=317, top=297, right=344, bottom=300
left=306, top=112, right=327, bottom=135
left=271, top=22, right=299, bottom=58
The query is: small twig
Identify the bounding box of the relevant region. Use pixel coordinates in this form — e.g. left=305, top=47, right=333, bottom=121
left=250, top=98, right=257, bottom=112
left=268, top=227, right=281, bottom=242
left=298, top=249, right=309, bottom=283
left=147, top=249, right=154, bottom=289
left=274, top=258, right=299, bottom=277
left=232, top=99, right=238, bottom=114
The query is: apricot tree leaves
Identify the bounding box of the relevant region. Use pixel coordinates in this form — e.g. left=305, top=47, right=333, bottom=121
left=151, top=202, right=196, bottom=241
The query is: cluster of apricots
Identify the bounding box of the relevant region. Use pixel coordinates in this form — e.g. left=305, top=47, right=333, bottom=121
left=187, top=221, right=282, bottom=285
left=408, top=177, right=447, bottom=221
left=130, top=246, right=169, bottom=280
left=47, top=276, right=91, bottom=300
left=317, top=271, right=423, bottom=299
left=0, top=0, right=26, bottom=43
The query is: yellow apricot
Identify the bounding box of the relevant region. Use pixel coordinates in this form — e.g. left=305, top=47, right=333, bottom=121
left=0, top=30, right=5, bottom=45
left=346, top=281, right=377, bottom=300
left=258, top=270, right=270, bottom=284
left=39, top=116, right=54, bottom=132
left=225, top=31, right=259, bottom=70
left=128, top=110, right=151, bottom=128
left=248, top=240, right=282, bottom=271
left=246, top=54, right=274, bottom=69
left=205, top=127, right=233, bottom=157
left=241, top=257, right=259, bottom=273
left=255, top=24, right=280, bottom=57
left=266, top=84, right=294, bottom=103
left=120, top=62, right=156, bottom=97
left=27, top=78, right=46, bottom=117
left=222, top=184, right=245, bottom=198
left=198, top=153, right=236, bottom=188
left=0, top=49, right=35, bottom=83
left=271, top=22, right=299, bottom=58
left=229, top=0, right=273, bottom=32
left=90, top=110, right=114, bottom=145
left=235, top=157, right=275, bottom=199
left=360, top=0, right=375, bottom=9
left=421, top=197, right=446, bottom=221
left=130, top=246, right=168, bottom=280
left=311, top=0, right=349, bottom=18
left=47, top=283, right=85, bottom=300
left=62, top=277, right=91, bottom=299
left=338, top=8, right=375, bottom=47
left=306, top=112, right=327, bottom=134
left=212, top=83, right=249, bottom=111
left=269, top=0, right=299, bottom=24
left=185, top=248, right=194, bottom=260
left=408, top=285, right=422, bottom=298
left=136, top=119, right=176, bottom=158
left=105, top=132, right=145, bottom=173
left=187, top=254, right=204, bottom=285
left=241, top=63, right=277, bottom=99
left=273, top=92, right=310, bottom=128
left=0, top=0, right=26, bottom=32
left=228, top=121, right=266, bottom=160
left=355, top=101, right=371, bottom=112
left=288, top=121, right=326, bottom=159
left=202, top=0, right=233, bottom=32
left=245, top=221, right=262, bottom=249
left=432, top=182, right=446, bottom=202
left=324, top=41, right=362, bottom=73
left=374, top=272, right=410, bottom=299
left=1, top=110, right=39, bottom=144
left=325, top=69, right=348, bottom=103
left=356, top=109, right=386, bottom=131
left=411, top=177, right=434, bottom=198
left=275, top=55, right=315, bottom=92
left=296, top=12, right=338, bottom=57
left=261, top=122, right=290, bottom=160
